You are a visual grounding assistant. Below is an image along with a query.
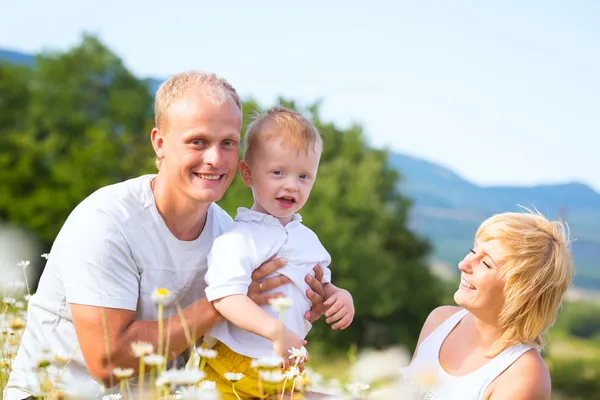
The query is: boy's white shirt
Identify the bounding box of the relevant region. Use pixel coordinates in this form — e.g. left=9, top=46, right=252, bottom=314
left=204, top=207, right=332, bottom=359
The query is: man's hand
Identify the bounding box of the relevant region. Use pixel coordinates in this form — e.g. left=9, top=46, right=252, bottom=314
left=248, top=257, right=291, bottom=306
left=304, top=265, right=326, bottom=323
left=324, top=289, right=354, bottom=330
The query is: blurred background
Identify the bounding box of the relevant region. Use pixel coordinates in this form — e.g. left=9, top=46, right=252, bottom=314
left=1, top=1, right=599, bottom=398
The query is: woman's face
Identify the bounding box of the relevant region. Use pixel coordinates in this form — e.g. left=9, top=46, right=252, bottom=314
left=454, top=239, right=507, bottom=323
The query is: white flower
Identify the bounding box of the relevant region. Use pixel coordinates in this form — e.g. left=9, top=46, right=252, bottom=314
left=199, top=380, right=216, bottom=390
left=144, top=353, right=165, bottom=366
left=3, top=297, right=16, bottom=305
left=131, top=341, right=153, bottom=357
left=284, top=365, right=300, bottom=380
left=14, top=301, right=25, bottom=309
left=24, top=294, right=32, bottom=302
left=41, top=253, right=50, bottom=260
left=102, top=394, right=122, bottom=400
left=152, top=288, right=174, bottom=305
left=224, top=372, right=243, bottom=382
left=269, top=297, right=293, bottom=312
left=250, top=355, right=283, bottom=369
left=157, top=369, right=205, bottom=386
left=288, top=346, right=308, bottom=363
left=259, top=370, right=284, bottom=383
left=17, top=260, right=30, bottom=269
left=196, top=347, right=217, bottom=359
left=346, top=382, right=371, bottom=395
left=112, top=367, right=135, bottom=379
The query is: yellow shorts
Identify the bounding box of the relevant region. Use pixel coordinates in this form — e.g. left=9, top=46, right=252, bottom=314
left=202, top=341, right=296, bottom=400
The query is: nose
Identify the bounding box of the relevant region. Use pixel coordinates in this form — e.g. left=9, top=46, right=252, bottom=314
left=283, top=176, right=299, bottom=192
left=458, top=252, right=475, bottom=274
left=204, top=145, right=222, bottom=168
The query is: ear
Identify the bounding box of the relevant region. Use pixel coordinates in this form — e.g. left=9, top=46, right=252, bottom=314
left=239, top=160, right=252, bottom=187
left=151, top=127, right=166, bottom=164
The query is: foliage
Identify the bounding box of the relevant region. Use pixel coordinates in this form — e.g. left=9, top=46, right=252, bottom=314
left=0, top=35, right=155, bottom=258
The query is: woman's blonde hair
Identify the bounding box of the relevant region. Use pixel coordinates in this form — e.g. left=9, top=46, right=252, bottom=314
left=475, top=208, right=575, bottom=353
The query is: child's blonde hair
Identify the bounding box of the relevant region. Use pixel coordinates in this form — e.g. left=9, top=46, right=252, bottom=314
left=243, top=106, right=322, bottom=163
left=475, top=209, right=575, bottom=353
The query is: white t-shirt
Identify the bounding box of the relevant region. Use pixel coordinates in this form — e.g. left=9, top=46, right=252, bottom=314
left=5, top=175, right=234, bottom=400
left=204, top=207, right=332, bottom=359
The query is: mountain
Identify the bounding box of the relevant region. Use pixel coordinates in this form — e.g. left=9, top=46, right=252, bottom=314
left=390, top=153, right=600, bottom=290
left=0, top=49, right=35, bottom=66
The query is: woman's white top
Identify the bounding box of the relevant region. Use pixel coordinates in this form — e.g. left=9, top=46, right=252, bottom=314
left=398, top=308, right=533, bottom=400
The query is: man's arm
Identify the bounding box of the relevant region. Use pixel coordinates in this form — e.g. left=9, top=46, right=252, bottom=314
left=71, top=297, right=220, bottom=387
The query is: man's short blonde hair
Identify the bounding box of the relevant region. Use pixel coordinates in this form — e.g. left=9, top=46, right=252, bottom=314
left=475, top=209, right=575, bottom=353
left=154, top=71, right=241, bottom=168
left=243, top=106, right=322, bottom=163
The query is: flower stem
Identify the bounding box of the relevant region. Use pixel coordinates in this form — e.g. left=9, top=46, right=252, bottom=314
left=232, top=383, right=242, bottom=400
left=280, top=376, right=289, bottom=400
left=138, top=356, right=145, bottom=400
left=158, top=303, right=164, bottom=357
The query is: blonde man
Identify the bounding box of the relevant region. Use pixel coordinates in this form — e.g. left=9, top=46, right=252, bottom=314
left=5, top=72, right=327, bottom=400
left=202, top=106, right=355, bottom=399
left=400, top=211, right=574, bottom=400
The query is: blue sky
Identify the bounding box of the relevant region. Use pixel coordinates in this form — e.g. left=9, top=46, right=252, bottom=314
left=2, top=1, right=599, bottom=191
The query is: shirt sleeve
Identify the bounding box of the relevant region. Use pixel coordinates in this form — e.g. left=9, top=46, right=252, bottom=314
left=320, top=255, right=333, bottom=285
left=55, top=207, right=140, bottom=311
left=204, top=229, right=257, bottom=302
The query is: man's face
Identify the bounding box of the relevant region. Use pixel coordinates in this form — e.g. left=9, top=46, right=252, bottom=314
left=154, top=88, right=242, bottom=205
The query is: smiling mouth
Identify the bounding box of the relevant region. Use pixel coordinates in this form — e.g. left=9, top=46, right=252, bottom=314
left=461, top=278, right=476, bottom=290
left=193, top=173, right=224, bottom=181
left=276, top=196, right=296, bottom=207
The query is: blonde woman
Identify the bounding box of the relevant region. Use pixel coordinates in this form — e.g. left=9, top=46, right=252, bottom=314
left=400, top=211, right=574, bottom=400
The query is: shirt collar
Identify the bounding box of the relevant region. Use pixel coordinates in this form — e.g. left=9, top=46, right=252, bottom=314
left=234, top=207, right=303, bottom=225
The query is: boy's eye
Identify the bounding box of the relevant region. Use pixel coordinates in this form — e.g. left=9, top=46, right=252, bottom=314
left=273, top=171, right=283, bottom=176
left=299, top=174, right=309, bottom=180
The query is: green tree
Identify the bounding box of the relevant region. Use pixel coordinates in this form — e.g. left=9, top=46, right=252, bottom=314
left=0, top=35, right=155, bottom=258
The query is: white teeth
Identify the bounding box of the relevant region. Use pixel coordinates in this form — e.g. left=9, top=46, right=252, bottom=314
left=461, top=278, right=476, bottom=290
left=196, top=174, right=220, bottom=181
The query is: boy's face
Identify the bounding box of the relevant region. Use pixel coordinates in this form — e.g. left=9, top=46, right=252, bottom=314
left=240, top=137, right=321, bottom=225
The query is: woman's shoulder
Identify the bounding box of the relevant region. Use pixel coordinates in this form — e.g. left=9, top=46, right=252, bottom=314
left=488, top=348, right=551, bottom=399
left=412, top=306, right=464, bottom=357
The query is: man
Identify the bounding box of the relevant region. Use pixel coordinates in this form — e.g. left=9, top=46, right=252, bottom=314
left=5, top=71, right=327, bottom=399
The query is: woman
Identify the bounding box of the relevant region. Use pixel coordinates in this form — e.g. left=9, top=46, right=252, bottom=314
left=399, top=210, right=574, bottom=400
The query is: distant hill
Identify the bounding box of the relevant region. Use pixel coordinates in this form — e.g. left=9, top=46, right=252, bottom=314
left=0, top=48, right=35, bottom=66
left=3, top=47, right=599, bottom=290
left=391, top=152, right=600, bottom=290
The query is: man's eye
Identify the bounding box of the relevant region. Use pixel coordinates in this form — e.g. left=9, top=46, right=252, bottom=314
left=223, top=140, right=235, bottom=146
left=191, top=140, right=204, bottom=146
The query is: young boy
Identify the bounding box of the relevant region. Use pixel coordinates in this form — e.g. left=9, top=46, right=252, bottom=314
left=202, top=106, right=354, bottom=398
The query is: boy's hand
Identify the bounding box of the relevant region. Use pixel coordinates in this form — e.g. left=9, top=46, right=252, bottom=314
left=272, top=327, right=307, bottom=370
left=324, top=289, right=354, bottom=330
